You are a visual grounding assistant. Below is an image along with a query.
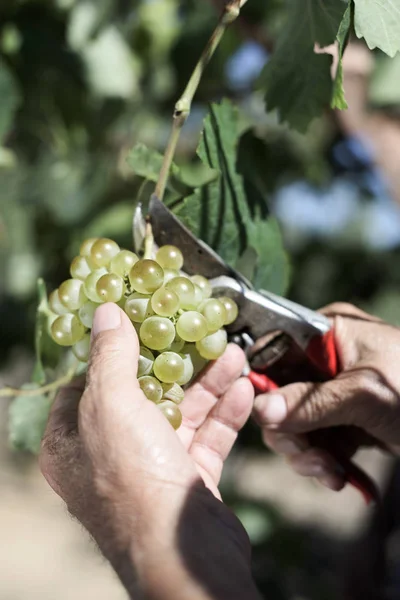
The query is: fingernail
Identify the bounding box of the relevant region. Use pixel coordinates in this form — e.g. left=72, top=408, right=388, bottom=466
left=273, top=435, right=308, bottom=456
left=255, top=394, right=287, bottom=426
left=92, top=303, right=121, bottom=338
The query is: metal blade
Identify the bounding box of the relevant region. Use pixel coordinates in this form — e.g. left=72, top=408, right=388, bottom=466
left=149, top=194, right=248, bottom=282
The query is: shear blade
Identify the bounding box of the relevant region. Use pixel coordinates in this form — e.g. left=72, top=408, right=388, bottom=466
left=148, top=194, right=247, bottom=282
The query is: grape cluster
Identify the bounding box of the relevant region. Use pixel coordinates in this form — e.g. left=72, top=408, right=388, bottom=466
left=48, top=238, right=238, bottom=429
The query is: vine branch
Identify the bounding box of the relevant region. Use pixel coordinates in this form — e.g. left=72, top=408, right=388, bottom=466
left=0, top=366, right=77, bottom=399
left=154, top=0, right=247, bottom=202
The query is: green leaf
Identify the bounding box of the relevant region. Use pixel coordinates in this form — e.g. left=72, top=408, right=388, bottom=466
left=9, top=385, right=51, bottom=455
left=354, top=0, right=400, bottom=58
left=175, top=100, right=251, bottom=264
left=174, top=99, right=290, bottom=295
left=248, top=218, right=291, bottom=295
left=369, top=52, right=400, bottom=106
left=127, top=143, right=164, bottom=182
left=331, top=4, right=351, bottom=110
left=127, top=143, right=218, bottom=197
left=0, top=58, right=21, bottom=144
left=259, top=0, right=349, bottom=131
left=32, top=278, right=49, bottom=385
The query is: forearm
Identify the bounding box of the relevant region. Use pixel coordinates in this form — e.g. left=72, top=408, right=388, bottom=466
left=98, top=485, right=261, bottom=600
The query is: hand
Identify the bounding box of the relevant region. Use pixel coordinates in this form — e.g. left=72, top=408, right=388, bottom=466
left=40, top=303, right=260, bottom=600
left=253, top=303, right=400, bottom=491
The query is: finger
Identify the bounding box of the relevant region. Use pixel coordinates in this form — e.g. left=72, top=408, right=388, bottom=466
left=78, top=303, right=149, bottom=458
left=188, top=377, right=254, bottom=486
left=178, top=344, right=246, bottom=447
left=262, top=430, right=309, bottom=456
left=287, top=448, right=346, bottom=491
left=80, top=303, right=193, bottom=479
left=252, top=369, right=373, bottom=434
left=319, top=302, right=382, bottom=322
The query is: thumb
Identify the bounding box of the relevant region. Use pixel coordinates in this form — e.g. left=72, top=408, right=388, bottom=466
left=85, top=302, right=142, bottom=405
left=253, top=372, right=367, bottom=434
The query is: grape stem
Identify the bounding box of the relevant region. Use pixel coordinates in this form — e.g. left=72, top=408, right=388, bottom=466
left=143, top=220, right=154, bottom=259
left=154, top=0, right=247, bottom=202
left=0, top=366, right=78, bottom=398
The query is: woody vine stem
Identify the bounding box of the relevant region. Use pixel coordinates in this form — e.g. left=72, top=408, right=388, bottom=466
left=154, top=0, right=248, bottom=202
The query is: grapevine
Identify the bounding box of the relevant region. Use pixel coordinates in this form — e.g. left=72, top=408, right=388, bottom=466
left=1, top=0, right=399, bottom=451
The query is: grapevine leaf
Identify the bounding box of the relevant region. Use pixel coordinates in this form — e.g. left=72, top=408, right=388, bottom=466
left=369, top=53, right=400, bottom=106
left=32, top=279, right=48, bottom=385
left=0, top=58, right=21, bottom=144
left=8, top=385, right=51, bottom=455
left=127, top=143, right=218, bottom=196
left=127, top=143, right=164, bottom=182
left=354, top=0, right=400, bottom=58
left=331, top=4, right=352, bottom=110
left=247, top=218, right=291, bottom=295
left=174, top=99, right=290, bottom=295
left=259, top=0, right=349, bottom=131
left=236, top=247, right=258, bottom=283
left=175, top=99, right=251, bottom=265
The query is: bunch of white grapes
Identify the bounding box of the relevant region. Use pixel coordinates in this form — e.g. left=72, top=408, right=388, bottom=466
left=48, top=237, right=238, bottom=429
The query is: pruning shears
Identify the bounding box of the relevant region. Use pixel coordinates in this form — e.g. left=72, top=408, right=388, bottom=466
left=136, top=194, right=380, bottom=506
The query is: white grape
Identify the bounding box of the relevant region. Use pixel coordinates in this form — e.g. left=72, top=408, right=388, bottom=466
left=153, top=352, right=184, bottom=383
left=72, top=333, right=91, bottom=362
left=140, top=316, right=175, bottom=350
left=176, top=311, right=208, bottom=342
left=59, top=278, right=87, bottom=311
left=157, top=401, right=182, bottom=429
left=138, top=375, right=163, bottom=403
left=196, top=329, right=227, bottom=360
left=161, top=382, right=184, bottom=404
left=138, top=347, right=155, bottom=377
left=79, top=300, right=98, bottom=328
left=125, top=292, right=151, bottom=323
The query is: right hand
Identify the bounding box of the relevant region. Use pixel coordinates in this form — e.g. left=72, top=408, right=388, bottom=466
left=253, top=303, right=400, bottom=491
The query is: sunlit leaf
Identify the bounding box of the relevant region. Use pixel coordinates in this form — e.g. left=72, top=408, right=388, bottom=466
left=354, top=0, right=400, bottom=58
left=9, top=385, right=51, bottom=455
left=331, top=5, right=351, bottom=110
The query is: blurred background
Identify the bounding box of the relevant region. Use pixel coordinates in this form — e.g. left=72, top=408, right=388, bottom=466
left=1, top=0, right=400, bottom=598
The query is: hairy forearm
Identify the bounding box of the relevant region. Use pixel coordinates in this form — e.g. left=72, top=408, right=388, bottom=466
left=96, top=485, right=261, bottom=600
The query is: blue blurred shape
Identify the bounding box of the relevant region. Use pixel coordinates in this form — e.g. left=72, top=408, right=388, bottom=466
left=332, top=135, right=376, bottom=171
left=226, top=41, right=268, bottom=90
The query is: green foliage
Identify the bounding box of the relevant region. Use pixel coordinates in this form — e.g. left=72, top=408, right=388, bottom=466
left=0, top=57, right=20, bottom=144
left=127, top=143, right=218, bottom=200
left=8, top=384, right=51, bottom=454
left=259, top=0, right=349, bottom=131
left=174, top=99, right=290, bottom=295
left=331, top=4, right=351, bottom=110
left=354, top=0, right=400, bottom=58
left=369, top=52, right=400, bottom=106
left=32, top=279, right=49, bottom=385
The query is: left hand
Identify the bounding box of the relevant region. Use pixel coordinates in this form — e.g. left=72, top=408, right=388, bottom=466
left=40, top=303, right=259, bottom=600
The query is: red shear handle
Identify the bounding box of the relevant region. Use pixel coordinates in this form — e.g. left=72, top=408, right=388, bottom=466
left=306, top=329, right=338, bottom=378
left=248, top=329, right=380, bottom=506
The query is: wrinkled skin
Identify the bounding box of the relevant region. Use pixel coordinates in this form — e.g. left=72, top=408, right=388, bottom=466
left=253, top=303, right=400, bottom=490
